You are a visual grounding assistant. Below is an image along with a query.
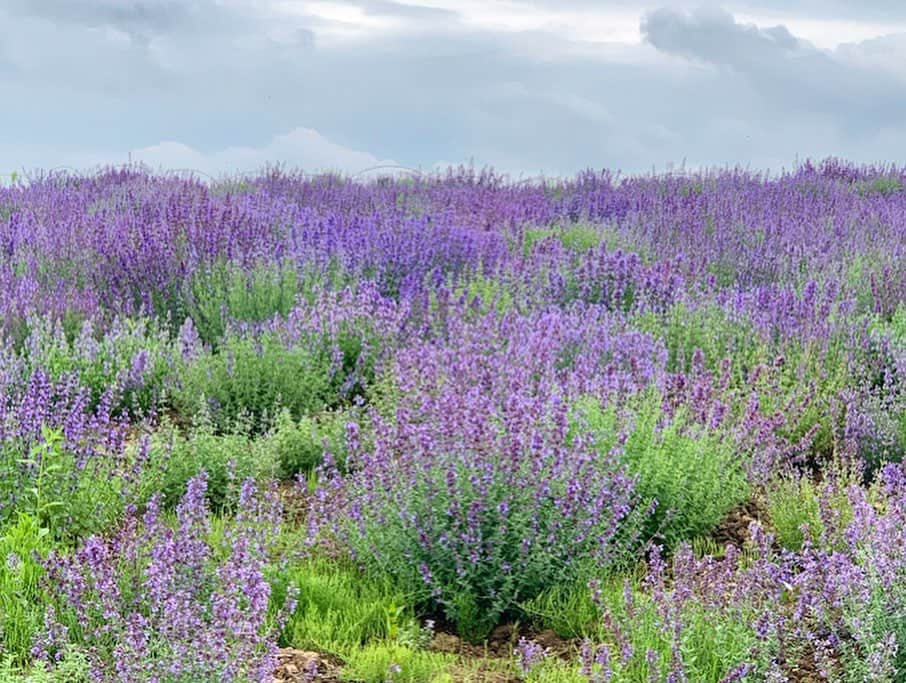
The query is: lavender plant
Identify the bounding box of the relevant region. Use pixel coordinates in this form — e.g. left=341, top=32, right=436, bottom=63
left=36, top=473, right=285, bottom=682
left=0, top=160, right=903, bottom=679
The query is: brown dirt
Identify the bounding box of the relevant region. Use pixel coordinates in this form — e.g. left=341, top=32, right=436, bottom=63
left=272, top=649, right=343, bottom=682
left=710, top=497, right=769, bottom=549
left=430, top=623, right=574, bottom=660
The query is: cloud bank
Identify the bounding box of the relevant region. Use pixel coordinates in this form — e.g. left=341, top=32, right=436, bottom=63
left=1, top=1, right=905, bottom=175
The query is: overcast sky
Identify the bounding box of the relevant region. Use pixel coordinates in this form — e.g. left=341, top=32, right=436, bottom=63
left=2, top=0, right=906, bottom=178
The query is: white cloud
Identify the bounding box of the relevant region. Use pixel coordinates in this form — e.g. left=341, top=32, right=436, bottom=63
left=128, top=128, right=396, bottom=176
left=1, top=128, right=396, bottom=178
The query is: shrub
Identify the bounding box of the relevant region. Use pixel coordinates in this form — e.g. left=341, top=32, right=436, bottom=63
left=19, top=315, right=174, bottom=418
left=764, top=472, right=823, bottom=551
left=172, top=286, right=398, bottom=431
left=0, top=383, right=135, bottom=544
left=580, top=392, right=750, bottom=547
left=854, top=176, right=903, bottom=197
left=267, top=408, right=350, bottom=479
left=576, top=548, right=770, bottom=682
left=36, top=474, right=286, bottom=682
left=632, top=301, right=765, bottom=380
left=184, top=261, right=303, bottom=347
left=316, top=370, right=638, bottom=641
left=172, top=329, right=335, bottom=431
left=140, top=416, right=279, bottom=511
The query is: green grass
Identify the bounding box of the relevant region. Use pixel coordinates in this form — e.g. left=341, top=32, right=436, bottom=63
left=0, top=515, right=52, bottom=665
left=340, top=644, right=455, bottom=683
left=273, top=559, right=419, bottom=655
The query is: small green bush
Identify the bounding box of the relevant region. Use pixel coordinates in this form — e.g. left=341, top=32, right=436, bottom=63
left=141, top=417, right=278, bottom=511
left=854, top=176, right=903, bottom=197
left=184, top=261, right=303, bottom=347
left=172, top=305, right=381, bottom=431
left=765, top=466, right=856, bottom=553
left=0, top=427, right=129, bottom=544
left=764, top=473, right=822, bottom=551
left=574, top=574, right=758, bottom=683
left=632, top=302, right=765, bottom=379
left=267, top=409, right=350, bottom=478
left=559, top=224, right=604, bottom=252
left=580, top=392, right=750, bottom=547
left=172, top=331, right=334, bottom=431
left=20, top=316, right=174, bottom=417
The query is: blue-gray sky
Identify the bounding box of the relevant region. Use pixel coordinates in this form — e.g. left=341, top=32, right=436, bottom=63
left=2, top=1, right=906, bottom=177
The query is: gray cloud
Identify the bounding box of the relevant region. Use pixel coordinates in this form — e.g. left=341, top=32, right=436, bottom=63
left=2, top=0, right=220, bottom=46
left=641, top=7, right=906, bottom=134
left=1, top=1, right=906, bottom=175
left=512, top=0, right=906, bottom=22
left=641, top=7, right=802, bottom=62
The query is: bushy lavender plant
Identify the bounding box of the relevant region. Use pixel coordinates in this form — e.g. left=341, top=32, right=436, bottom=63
left=36, top=473, right=285, bottom=682
left=312, top=307, right=654, bottom=641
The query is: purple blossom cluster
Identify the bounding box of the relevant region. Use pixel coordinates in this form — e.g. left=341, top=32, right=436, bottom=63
left=0, top=160, right=902, bottom=323
left=310, top=305, right=670, bottom=638
left=36, top=473, right=285, bottom=682
left=0, top=160, right=902, bottom=678
left=565, top=463, right=906, bottom=681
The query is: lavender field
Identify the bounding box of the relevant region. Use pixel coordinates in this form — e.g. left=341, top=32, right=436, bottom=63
left=0, top=160, right=903, bottom=682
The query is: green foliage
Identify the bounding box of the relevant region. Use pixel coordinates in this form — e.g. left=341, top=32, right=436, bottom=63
left=449, top=272, right=515, bottom=315
left=579, top=392, right=750, bottom=547
left=141, top=417, right=278, bottom=511
left=520, top=223, right=606, bottom=257
left=520, top=227, right=554, bottom=258
left=758, top=333, right=854, bottom=463
left=267, top=408, right=350, bottom=478
left=273, top=559, right=417, bottom=655
left=526, top=573, right=765, bottom=682
left=340, top=644, right=454, bottom=683
left=0, top=649, right=90, bottom=682
left=172, top=330, right=334, bottom=431
left=633, top=302, right=765, bottom=379
left=522, top=660, right=586, bottom=683
left=0, top=427, right=128, bottom=544
left=766, top=463, right=864, bottom=555
left=172, top=304, right=380, bottom=431
left=587, top=576, right=759, bottom=683
left=0, top=515, right=52, bottom=665
left=839, top=571, right=906, bottom=682
left=521, top=574, right=603, bottom=639
left=21, top=316, right=174, bottom=417
left=854, top=176, right=904, bottom=197
left=558, top=224, right=604, bottom=252
left=764, top=473, right=822, bottom=551
left=184, top=261, right=303, bottom=346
